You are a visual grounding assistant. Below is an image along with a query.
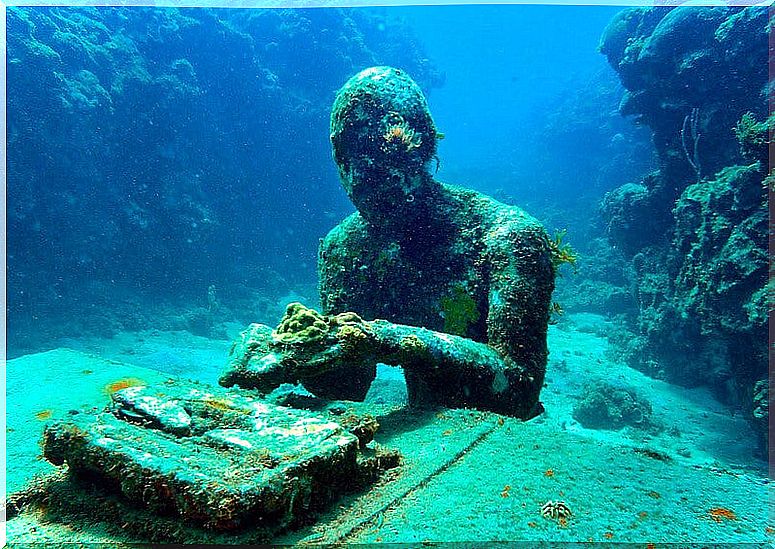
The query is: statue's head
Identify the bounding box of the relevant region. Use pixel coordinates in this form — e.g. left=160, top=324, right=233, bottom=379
left=330, top=67, right=439, bottom=227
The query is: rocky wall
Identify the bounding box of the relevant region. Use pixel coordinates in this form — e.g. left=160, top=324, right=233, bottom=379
left=598, top=6, right=770, bottom=454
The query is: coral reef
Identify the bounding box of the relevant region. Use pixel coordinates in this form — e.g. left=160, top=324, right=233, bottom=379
left=7, top=7, right=442, bottom=351
left=598, top=6, right=768, bottom=453
left=572, top=380, right=655, bottom=431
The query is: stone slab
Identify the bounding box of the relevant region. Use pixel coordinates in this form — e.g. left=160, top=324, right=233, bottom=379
left=42, top=380, right=366, bottom=532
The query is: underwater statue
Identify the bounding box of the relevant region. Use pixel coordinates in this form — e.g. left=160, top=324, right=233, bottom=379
left=222, top=66, right=556, bottom=419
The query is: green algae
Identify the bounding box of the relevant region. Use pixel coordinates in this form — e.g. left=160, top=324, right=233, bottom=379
left=440, top=285, right=479, bottom=337
left=548, top=229, right=579, bottom=275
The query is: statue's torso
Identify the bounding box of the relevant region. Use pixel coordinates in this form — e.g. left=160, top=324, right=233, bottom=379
left=318, top=185, right=537, bottom=342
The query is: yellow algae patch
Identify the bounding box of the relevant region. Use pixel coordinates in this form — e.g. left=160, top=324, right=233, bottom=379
left=104, top=377, right=146, bottom=395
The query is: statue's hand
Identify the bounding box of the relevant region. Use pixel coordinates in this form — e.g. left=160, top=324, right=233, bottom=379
left=220, top=322, right=276, bottom=389
left=219, top=303, right=377, bottom=393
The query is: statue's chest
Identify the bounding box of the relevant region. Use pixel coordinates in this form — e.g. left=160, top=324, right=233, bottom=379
left=365, top=242, right=485, bottom=336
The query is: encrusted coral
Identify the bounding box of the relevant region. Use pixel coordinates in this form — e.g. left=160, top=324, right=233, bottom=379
left=274, top=302, right=329, bottom=345
left=398, top=334, right=431, bottom=365
left=336, top=324, right=370, bottom=354
left=400, top=334, right=427, bottom=354
left=382, top=115, right=422, bottom=152
left=338, top=413, right=380, bottom=448
left=330, top=310, right=374, bottom=354
left=572, top=380, right=655, bottom=431
left=331, top=311, right=367, bottom=327
left=734, top=112, right=772, bottom=161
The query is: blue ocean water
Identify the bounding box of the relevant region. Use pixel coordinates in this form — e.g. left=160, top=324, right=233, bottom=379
left=7, top=5, right=654, bottom=350
left=5, top=4, right=770, bottom=545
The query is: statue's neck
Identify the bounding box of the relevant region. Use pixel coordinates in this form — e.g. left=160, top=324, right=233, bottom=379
left=358, top=177, right=456, bottom=246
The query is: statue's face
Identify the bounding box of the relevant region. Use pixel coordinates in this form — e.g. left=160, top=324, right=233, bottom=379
left=330, top=67, right=438, bottom=224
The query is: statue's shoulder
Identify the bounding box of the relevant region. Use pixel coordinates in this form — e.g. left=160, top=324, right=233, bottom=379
left=441, top=183, right=543, bottom=235
left=320, top=212, right=370, bottom=251
left=494, top=201, right=544, bottom=235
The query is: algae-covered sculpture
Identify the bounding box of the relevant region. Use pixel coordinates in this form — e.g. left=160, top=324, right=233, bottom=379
left=222, top=67, right=556, bottom=418
left=43, top=379, right=399, bottom=533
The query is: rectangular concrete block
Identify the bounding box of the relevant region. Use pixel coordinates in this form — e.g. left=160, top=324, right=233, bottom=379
left=43, top=380, right=365, bottom=531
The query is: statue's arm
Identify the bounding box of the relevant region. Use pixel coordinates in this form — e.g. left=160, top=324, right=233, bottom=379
left=218, top=303, right=506, bottom=399
left=220, top=215, right=553, bottom=417
left=317, top=214, right=371, bottom=315
left=218, top=301, right=546, bottom=417
left=485, top=222, right=555, bottom=406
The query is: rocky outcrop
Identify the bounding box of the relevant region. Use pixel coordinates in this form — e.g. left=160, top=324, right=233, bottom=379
left=599, top=6, right=769, bottom=454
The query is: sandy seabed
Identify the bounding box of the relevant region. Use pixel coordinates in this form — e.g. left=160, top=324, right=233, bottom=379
left=5, top=313, right=771, bottom=545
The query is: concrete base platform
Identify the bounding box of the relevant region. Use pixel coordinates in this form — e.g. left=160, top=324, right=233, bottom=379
left=42, top=379, right=387, bottom=532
